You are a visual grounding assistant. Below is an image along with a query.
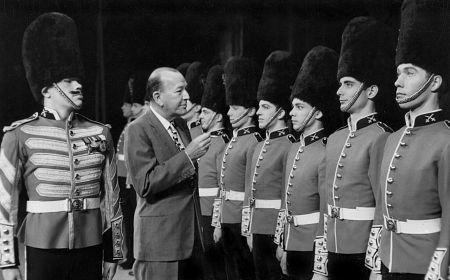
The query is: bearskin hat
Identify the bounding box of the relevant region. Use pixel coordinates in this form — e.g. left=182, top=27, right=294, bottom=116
left=201, top=65, right=227, bottom=115
left=185, top=61, right=207, bottom=105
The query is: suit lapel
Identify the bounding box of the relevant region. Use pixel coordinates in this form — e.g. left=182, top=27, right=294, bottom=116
left=174, top=117, right=192, bottom=147
left=145, top=110, right=179, bottom=155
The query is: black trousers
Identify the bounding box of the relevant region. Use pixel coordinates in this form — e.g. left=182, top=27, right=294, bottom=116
left=221, top=223, right=255, bottom=280
left=26, top=245, right=102, bottom=280
left=327, top=252, right=370, bottom=280
left=286, top=250, right=314, bottom=280
left=200, top=215, right=226, bottom=280
left=118, top=176, right=136, bottom=268
left=252, top=234, right=286, bottom=280
left=381, top=262, right=424, bottom=280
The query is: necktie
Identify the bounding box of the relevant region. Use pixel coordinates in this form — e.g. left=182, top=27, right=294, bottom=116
left=169, top=123, right=185, bottom=151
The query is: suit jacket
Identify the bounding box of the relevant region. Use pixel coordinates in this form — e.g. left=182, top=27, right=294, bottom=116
left=124, top=109, right=200, bottom=261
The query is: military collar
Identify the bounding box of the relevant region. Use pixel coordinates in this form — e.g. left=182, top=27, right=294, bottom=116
left=405, top=109, right=443, bottom=128
left=267, top=127, right=289, bottom=139
left=210, top=128, right=226, bottom=136
left=302, top=129, right=325, bottom=146
left=41, top=107, right=61, bottom=120
left=234, top=126, right=257, bottom=137
left=189, top=119, right=201, bottom=129
left=348, top=113, right=378, bottom=131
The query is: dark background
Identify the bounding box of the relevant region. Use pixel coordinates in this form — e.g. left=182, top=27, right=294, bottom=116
left=0, top=0, right=422, bottom=143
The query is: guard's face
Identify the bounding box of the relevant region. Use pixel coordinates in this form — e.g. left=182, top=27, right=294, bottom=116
left=256, top=100, right=278, bottom=130
left=227, top=105, right=249, bottom=129
left=131, top=103, right=144, bottom=117
left=159, top=71, right=189, bottom=117
left=199, top=107, right=216, bottom=131
left=290, top=98, right=314, bottom=131
left=50, top=78, right=83, bottom=110
left=121, top=102, right=132, bottom=118
left=337, top=76, right=368, bottom=113
left=395, top=63, right=431, bottom=109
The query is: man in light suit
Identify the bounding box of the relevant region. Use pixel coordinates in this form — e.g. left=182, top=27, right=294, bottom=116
left=125, top=67, right=211, bottom=280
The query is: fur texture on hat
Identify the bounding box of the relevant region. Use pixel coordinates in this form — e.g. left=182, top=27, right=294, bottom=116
left=185, top=61, right=207, bottom=105
left=201, top=65, right=227, bottom=115
left=176, top=62, right=190, bottom=77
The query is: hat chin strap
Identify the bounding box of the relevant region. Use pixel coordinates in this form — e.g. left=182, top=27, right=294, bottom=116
left=53, top=83, right=81, bottom=110
left=203, top=112, right=217, bottom=132
left=230, top=108, right=251, bottom=125
left=396, top=74, right=435, bottom=104
left=342, top=83, right=365, bottom=113
left=296, top=107, right=317, bottom=133
left=260, top=107, right=282, bottom=130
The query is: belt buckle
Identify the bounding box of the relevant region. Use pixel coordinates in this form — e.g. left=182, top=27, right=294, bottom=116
left=68, top=198, right=85, bottom=212
left=330, top=206, right=340, bottom=219
left=385, top=216, right=397, bottom=233
left=249, top=198, right=255, bottom=208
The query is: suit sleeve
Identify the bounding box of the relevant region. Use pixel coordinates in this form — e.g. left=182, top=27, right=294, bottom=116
left=365, top=132, right=389, bottom=272
left=313, top=154, right=329, bottom=276
left=0, top=131, right=23, bottom=268
left=101, top=128, right=124, bottom=262
left=425, top=141, right=450, bottom=279
left=124, top=122, right=196, bottom=198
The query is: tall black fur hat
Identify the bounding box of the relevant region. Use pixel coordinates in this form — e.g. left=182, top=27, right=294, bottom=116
left=292, top=46, right=341, bottom=134
left=201, top=65, right=227, bottom=115
left=176, top=62, right=190, bottom=77
left=22, top=12, right=85, bottom=103
left=396, top=0, right=450, bottom=78
left=224, top=57, right=260, bottom=108
left=185, top=61, right=207, bottom=105
left=257, top=50, right=299, bottom=112
left=337, top=16, right=396, bottom=100
left=131, top=71, right=149, bottom=105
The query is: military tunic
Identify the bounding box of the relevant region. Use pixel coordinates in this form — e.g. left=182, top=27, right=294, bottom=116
left=373, top=110, right=450, bottom=278
left=0, top=110, right=124, bottom=268
left=313, top=113, right=391, bottom=276
left=116, top=120, right=132, bottom=178
left=275, top=129, right=326, bottom=252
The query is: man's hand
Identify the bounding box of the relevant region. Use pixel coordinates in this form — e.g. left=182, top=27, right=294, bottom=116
left=276, top=246, right=284, bottom=261
left=312, top=273, right=328, bottom=280
left=102, top=262, right=118, bottom=280
left=246, top=235, right=253, bottom=252
left=280, top=250, right=287, bottom=275
left=185, top=132, right=211, bottom=160
left=369, top=271, right=382, bottom=280
left=213, top=227, right=222, bottom=243
left=2, top=268, right=22, bottom=280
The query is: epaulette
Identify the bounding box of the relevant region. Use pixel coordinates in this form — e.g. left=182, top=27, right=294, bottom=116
left=254, top=132, right=264, bottom=142
left=76, top=113, right=112, bottom=129
left=376, top=121, right=393, bottom=133
left=3, top=113, right=39, bottom=132
left=221, top=134, right=230, bottom=143
left=444, top=120, right=450, bottom=129
left=287, top=134, right=297, bottom=143
left=322, top=137, right=328, bottom=145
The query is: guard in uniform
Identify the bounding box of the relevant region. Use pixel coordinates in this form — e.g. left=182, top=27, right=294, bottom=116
left=368, top=1, right=450, bottom=279
left=242, top=51, right=297, bottom=280
left=274, top=46, right=341, bottom=280
left=183, top=61, right=208, bottom=139
left=312, top=17, right=396, bottom=280
left=0, top=13, right=123, bottom=280
left=197, top=65, right=229, bottom=280
left=211, top=57, right=261, bottom=280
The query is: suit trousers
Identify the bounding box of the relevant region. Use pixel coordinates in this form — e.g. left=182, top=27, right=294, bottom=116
left=252, top=234, right=286, bottom=280
left=118, top=176, right=136, bottom=268
left=327, top=252, right=370, bottom=280
left=200, top=215, right=226, bottom=280
left=26, top=245, right=102, bottom=280
left=221, top=223, right=255, bottom=280
left=286, top=250, right=314, bottom=280
left=381, top=262, right=424, bottom=280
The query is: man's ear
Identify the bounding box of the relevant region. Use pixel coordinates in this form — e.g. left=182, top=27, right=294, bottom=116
left=215, top=113, right=223, bottom=123
left=277, top=109, right=286, bottom=120
left=194, top=104, right=202, bottom=113
left=366, top=85, right=379, bottom=100
left=314, top=109, right=323, bottom=120
left=41, top=86, right=51, bottom=98
left=431, top=74, right=443, bottom=92
left=247, top=107, right=256, bottom=117
left=153, top=91, right=163, bottom=106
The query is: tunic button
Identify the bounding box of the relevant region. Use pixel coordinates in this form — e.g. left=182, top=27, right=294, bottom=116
left=287, top=192, right=291, bottom=196
left=390, top=165, right=396, bottom=170
left=295, top=157, right=300, bottom=161
left=74, top=189, right=81, bottom=196
left=405, top=130, right=411, bottom=135
left=299, top=149, right=304, bottom=153
left=341, top=153, right=346, bottom=158
left=338, top=163, right=343, bottom=168
left=287, top=201, right=291, bottom=205
left=251, top=188, right=256, bottom=191
left=386, top=190, right=393, bottom=196
left=349, top=133, right=355, bottom=138
left=290, top=174, right=294, bottom=179
left=336, top=174, right=342, bottom=179
left=333, top=184, right=339, bottom=190
left=75, top=174, right=81, bottom=180
left=394, top=153, right=401, bottom=158
left=288, top=183, right=293, bottom=187
left=69, top=130, right=74, bottom=136
left=229, top=145, right=233, bottom=149
left=292, top=165, right=297, bottom=170
left=387, top=204, right=393, bottom=208
left=345, top=143, right=351, bottom=148
left=259, top=156, right=264, bottom=160
left=262, top=149, right=267, bottom=153
left=252, top=180, right=256, bottom=184
left=224, top=152, right=229, bottom=156
left=74, top=159, right=80, bottom=165
left=387, top=178, right=394, bottom=184
left=334, top=196, right=339, bottom=200
left=265, top=141, right=270, bottom=145
left=400, top=142, right=407, bottom=147
left=232, top=138, right=236, bottom=142
left=72, top=144, right=77, bottom=150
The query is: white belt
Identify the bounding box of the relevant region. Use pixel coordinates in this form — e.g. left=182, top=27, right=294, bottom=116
left=223, top=190, right=245, bottom=201
left=255, top=199, right=281, bottom=209
left=327, top=205, right=375, bottom=221
left=384, top=215, right=441, bottom=234
left=27, top=198, right=101, bottom=213
left=199, top=187, right=219, bottom=197
left=117, top=154, right=125, bottom=161
left=287, top=212, right=320, bottom=226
